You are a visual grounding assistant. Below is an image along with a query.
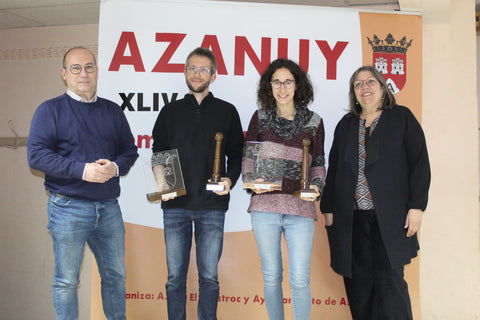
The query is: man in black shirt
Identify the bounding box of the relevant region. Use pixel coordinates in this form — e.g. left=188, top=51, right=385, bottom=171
left=151, top=47, right=244, bottom=320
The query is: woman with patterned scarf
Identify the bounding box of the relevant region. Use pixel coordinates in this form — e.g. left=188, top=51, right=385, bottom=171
left=242, top=58, right=326, bottom=320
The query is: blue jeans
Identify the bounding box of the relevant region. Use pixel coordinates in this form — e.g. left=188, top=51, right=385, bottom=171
left=251, top=211, right=315, bottom=320
left=163, top=208, right=226, bottom=320
left=47, top=193, right=126, bottom=320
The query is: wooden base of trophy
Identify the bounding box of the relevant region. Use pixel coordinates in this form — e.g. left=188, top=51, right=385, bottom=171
left=147, top=188, right=187, bottom=202
left=292, top=188, right=317, bottom=199
left=243, top=182, right=282, bottom=191
left=206, top=132, right=225, bottom=192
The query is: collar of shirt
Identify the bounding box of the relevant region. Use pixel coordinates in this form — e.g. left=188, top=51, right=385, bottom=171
left=359, top=114, right=381, bottom=132
left=67, top=89, right=98, bottom=103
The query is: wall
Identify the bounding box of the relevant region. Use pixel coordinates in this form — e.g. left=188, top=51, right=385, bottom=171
left=0, top=24, right=98, bottom=320
left=399, top=0, right=480, bottom=319
left=0, top=0, right=479, bottom=319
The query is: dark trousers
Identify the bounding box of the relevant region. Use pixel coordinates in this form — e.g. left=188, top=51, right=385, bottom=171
left=343, top=210, right=413, bottom=320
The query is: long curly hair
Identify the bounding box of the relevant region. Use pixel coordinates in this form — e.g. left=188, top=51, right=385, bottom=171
left=257, top=59, right=313, bottom=110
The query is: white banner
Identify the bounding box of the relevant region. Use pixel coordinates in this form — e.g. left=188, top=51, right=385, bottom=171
left=98, top=0, right=361, bottom=231
left=96, top=2, right=422, bottom=319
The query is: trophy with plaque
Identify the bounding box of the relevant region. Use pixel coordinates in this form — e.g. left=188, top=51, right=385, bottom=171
left=206, top=132, right=225, bottom=191
left=243, top=141, right=283, bottom=191
left=292, top=138, right=317, bottom=199
left=144, top=149, right=186, bottom=201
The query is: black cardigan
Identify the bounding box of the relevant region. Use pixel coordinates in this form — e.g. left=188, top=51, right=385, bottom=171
left=320, top=105, right=431, bottom=277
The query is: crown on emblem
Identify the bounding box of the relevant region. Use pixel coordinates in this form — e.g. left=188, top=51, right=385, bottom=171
left=367, top=33, right=412, bottom=54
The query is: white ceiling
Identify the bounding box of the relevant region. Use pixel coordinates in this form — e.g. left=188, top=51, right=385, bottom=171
left=0, top=0, right=403, bottom=30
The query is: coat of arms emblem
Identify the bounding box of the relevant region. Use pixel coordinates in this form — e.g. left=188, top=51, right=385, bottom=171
left=368, top=33, right=412, bottom=94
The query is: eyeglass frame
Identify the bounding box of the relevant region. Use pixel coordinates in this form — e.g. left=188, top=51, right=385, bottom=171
left=64, top=63, right=97, bottom=75
left=270, top=79, right=295, bottom=89
left=353, top=78, right=379, bottom=90
left=185, top=65, right=213, bottom=76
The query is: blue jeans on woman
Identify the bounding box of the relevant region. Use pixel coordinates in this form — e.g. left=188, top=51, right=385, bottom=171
left=251, top=211, right=315, bottom=320
left=47, top=193, right=126, bottom=320
left=163, top=208, right=226, bottom=320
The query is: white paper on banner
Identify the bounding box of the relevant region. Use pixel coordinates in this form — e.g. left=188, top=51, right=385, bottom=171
left=98, top=0, right=362, bottom=231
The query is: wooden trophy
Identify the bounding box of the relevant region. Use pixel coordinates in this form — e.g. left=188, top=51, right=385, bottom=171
left=292, top=138, right=317, bottom=199
left=206, top=132, right=225, bottom=191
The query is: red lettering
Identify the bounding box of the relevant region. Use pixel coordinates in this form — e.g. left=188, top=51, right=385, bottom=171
left=109, top=32, right=145, bottom=72
left=136, top=135, right=154, bottom=149
left=152, top=33, right=186, bottom=73
left=109, top=33, right=349, bottom=79
left=234, top=36, right=271, bottom=76
left=277, top=39, right=310, bottom=72
left=299, top=39, right=310, bottom=72
left=201, top=35, right=227, bottom=75
left=315, top=40, right=349, bottom=80
left=277, top=38, right=288, bottom=59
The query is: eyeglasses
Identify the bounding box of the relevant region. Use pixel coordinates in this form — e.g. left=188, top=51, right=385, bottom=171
left=186, top=66, right=212, bottom=76
left=353, top=78, right=378, bottom=90
left=270, top=79, right=295, bottom=89
left=65, top=63, right=96, bottom=74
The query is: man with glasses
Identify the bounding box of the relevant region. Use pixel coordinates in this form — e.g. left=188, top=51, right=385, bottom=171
left=27, top=47, right=138, bottom=320
left=151, top=47, right=244, bottom=320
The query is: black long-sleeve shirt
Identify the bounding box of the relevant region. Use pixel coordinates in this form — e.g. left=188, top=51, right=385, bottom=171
left=152, top=92, right=244, bottom=211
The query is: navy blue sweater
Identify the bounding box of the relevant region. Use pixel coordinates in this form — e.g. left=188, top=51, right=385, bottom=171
left=152, top=93, right=244, bottom=211
left=27, top=93, right=138, bottom=200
